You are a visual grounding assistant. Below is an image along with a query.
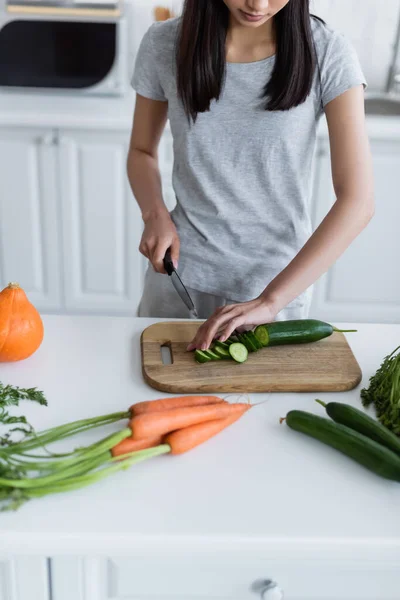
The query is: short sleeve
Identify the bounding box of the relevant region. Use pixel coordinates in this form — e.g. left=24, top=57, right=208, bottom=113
left=320, top=32, right=367, bottom=109
left=131, top=25, right=167, bottom=102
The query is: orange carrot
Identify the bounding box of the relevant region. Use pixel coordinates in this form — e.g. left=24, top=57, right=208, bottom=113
left=111, top=435, right=163, bottom=459
left=130, top=403, right=250, bottom=440
left=130, top=395, right=225, bottom=416
left=165, top=406, right=250, bottom=454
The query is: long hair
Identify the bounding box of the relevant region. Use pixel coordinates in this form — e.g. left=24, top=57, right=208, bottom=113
left=176, top=0, right=323, bottom=123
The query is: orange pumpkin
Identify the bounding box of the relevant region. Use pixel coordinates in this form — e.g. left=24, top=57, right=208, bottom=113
left=0, top=282, right=44, bottom=362
left=154, top=6, right=174, bottom=21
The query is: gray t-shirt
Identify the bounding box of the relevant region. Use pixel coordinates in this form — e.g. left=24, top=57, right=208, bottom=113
left=132, top=16, right=366, bottom=305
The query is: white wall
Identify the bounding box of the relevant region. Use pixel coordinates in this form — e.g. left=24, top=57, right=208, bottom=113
left=312, top=0, right=399, bottom=91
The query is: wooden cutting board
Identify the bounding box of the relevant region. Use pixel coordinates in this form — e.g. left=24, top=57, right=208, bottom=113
left=141, top=321, right=362, bottom=394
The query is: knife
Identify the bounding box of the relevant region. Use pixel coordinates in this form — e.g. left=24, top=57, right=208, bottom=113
left=163, top=248, right=199, bottom=319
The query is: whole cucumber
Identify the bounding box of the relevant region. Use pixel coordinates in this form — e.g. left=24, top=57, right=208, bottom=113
left=254, top=319, right=356, bottom=347
left=285, top=410, right=400, bottom=481
left=317, top=400, right=400, bottom=457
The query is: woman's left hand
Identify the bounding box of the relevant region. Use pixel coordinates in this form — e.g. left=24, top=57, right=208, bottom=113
left=187, top=296, right=279, bottom=351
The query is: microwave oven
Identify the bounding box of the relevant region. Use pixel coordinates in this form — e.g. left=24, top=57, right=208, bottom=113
left=0, top=4, right=128, bottom=97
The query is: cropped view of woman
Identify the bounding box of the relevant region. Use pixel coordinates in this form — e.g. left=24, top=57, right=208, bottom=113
left=127, top=0, right=374, bottom=350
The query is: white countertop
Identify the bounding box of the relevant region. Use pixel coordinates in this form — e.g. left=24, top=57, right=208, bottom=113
left=2, top=88, right=400, bottom=140
left=1, top=316, right=400, bottom=558
left=0, top=88, right=136, bottom=130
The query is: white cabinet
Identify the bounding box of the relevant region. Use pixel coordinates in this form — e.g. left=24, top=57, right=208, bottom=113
left=310, top=137, right=400, bottom=323
left=0, top=120, right=398, bottom=321
left=48, top=554, right=399, bottom=600
left=0, top=128, right=62, bottom=311
left=58, top=129, right=147, bottom=315
left=0, top=125, right=175, bottom=316
left=0, top=558, right=50, bottom=600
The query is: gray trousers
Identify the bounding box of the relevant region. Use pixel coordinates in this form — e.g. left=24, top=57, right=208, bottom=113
left=138, top=266, right=313, bottom=321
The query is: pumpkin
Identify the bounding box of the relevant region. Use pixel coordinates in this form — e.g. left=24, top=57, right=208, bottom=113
left=154, top=6, right=175, bottom=21
left=0, top=282, right=44, bottom=362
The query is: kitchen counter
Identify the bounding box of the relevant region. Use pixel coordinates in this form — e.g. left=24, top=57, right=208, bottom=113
left=2, top=88, right=400, bottom=139
left=0, top=316, right=399, bottom=560
left=0, top=89, right=136, bottom=130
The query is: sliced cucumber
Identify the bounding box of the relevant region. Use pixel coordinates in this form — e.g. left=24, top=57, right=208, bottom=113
left=195, top=350, right=212, bottom=363
left=254, top=325, right=269, bottom=347
left=229, top=343, right=248, bottom=364
left=243, top=332, right=258, bottom=352
left=227, top=335, right=239, bottom=344
left=248, top=330, right=263, bottom=350
left=214, top=341, right=231, bottom=351
left=204, top=349, right=222, bottom=361
left=214, top=346, right=231, bottom=360
left=239, top=333, right=255, bottom=353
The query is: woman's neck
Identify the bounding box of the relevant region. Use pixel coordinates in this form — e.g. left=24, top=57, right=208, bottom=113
left=225, top=15, right=276, bottom=63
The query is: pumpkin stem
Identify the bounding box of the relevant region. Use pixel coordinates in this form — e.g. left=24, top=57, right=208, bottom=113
left=7, top=282, right=20, bottom=289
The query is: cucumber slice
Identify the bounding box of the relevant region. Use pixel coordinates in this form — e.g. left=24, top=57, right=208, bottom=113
left=204, top=349, right=222, bottom=361
left=229, top=343, right=248, bottom=363
left=214, top=346, right=231, bottom=360
left=243, top=332, right=258, bottom=352
left=195, top=350, right=212, bottom=363
left=254, top=325, right=269, bottom=347
left=239, top=333, right=255, bottom=352
left=214, top=341, right=231, bottom=351
left=247, top=330, right=263, bottom=350
left=227, top=335, right=239, bottom=344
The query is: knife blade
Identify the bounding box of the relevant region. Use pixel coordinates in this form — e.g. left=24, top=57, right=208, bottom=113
left=163, top=248, right=199, bottom=319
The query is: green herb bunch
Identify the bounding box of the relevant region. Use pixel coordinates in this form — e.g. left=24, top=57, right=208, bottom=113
left=0, top=382, right=47, bottom=446
left=361, top=345, right=400, bottom=436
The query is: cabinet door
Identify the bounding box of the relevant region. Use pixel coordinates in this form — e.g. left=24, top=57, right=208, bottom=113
left=58, top=129, right=146, bottom=315
left=0, top=558, right=50, bottom=600
left=0, top=128, right=62, bottom=311
left=310, top=138, right=400, bottom=323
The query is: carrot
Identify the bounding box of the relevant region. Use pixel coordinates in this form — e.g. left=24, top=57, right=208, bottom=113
left=165, top=405, right=250, bottom=454
left=130, top=395, right=224, bottom=416
left=130, top=403, right=250, bottom=440
left=111, top=435, right=163, bottom=459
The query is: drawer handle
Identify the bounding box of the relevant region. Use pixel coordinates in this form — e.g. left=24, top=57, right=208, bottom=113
left=251, top=578, right=284, bottom=599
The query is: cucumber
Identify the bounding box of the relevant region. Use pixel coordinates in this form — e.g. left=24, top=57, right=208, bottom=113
left=204, top=349, right=222, bottom=361
left=254, top=325, right=269, bottom=347
left=242, top=332, right=258, bottom=352
left=227, top=335, right=239, bottom=344
left=247, top=330, right=263, bottom=350
left=285, top=410, right=400, bottom=482
left=195, top=350, right=211, bottom=363
left=214, top=346, right=231, bottom=360
left=316, top=400, right=400, bottom=458
left=236, top=333, right=251, bottom=352
left=239, top=332, right=257, bottom=352
left=254, top=319, right=356, bottom=347
left=229, top=343, right=248, bottom=364
left=214, top=341, right=231, bottom=351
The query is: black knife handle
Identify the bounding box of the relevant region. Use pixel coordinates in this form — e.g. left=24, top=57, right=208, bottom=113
left=163, top=247, right=175, bottom=276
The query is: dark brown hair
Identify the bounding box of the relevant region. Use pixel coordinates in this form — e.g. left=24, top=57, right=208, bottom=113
left=176, top=0, right=323, bottom=123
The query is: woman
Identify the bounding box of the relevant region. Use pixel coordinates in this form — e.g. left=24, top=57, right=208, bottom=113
left=127, top=0, right=374, bottom=351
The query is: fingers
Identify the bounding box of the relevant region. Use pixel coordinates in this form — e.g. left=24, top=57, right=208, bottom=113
left=152, top=242, right=170, bottom=274
left=170, top=238, right=180, bottom=270
left=139, top=240, right=150, bottom=260
left=139, top=237, right=180, bottom=274
left=187, top=305, right=242, bottom=351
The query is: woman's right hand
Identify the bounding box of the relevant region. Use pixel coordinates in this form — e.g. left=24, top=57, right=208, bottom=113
left=139, top=209, right=180, bottom=274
